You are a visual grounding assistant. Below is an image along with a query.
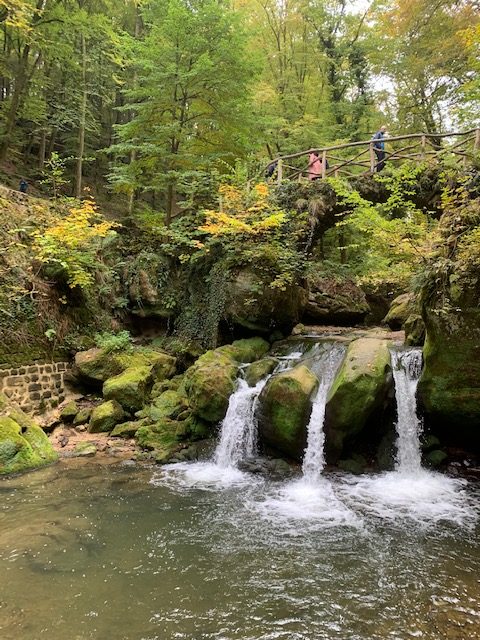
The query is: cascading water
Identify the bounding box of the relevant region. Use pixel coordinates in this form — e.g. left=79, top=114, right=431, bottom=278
left=302, top=344, right=345, bottom=483
left=214, top=377, right=267, bottom=468
left=214, top=349, right=304, bottom=469
left=391, top=348, right=424, bottom=474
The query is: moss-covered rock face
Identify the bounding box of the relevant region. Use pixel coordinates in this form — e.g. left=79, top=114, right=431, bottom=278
left=224, top=269, right=307, bottom=334
left=0, top=393, right=58, bottom=475
left=183, top=350, right=239, bottom=423
left=60, top=401, right=79, bottom=423
left=257, top=364, right=318, bottom=461
left=324, top=338, right=391, bottom=461
left=217, top=337, right=270, bottom=363
left=110, top=420, right=145, bottom=438
left=135, top=419, right=183, bottom=463
left=139, top=390, right=189, bottom=423
left=304, top=274, right=370, bottom=325
left=383, top=293, right=412, bottom=329
left=74, top=347, right=176, bottom=388
left=88, top=400, right=126, bottom=433
left=245, top=358, right=279, bottom=387
left=103, top=366, right=154, bottom=412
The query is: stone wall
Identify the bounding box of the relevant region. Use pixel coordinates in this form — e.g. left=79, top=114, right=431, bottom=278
left=0, top=362, right=71, bottom=414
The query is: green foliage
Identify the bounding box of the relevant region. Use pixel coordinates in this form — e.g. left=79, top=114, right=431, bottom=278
left=94, top=330, right=133, bottom=354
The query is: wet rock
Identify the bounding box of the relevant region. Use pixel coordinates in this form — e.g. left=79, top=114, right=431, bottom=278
left=245, top=358, right=278, bottom=387
left=258, top=364, right=318, bottom=461
left=425, top=449, right=448, bottom=467
left=216, top=337, right=270, bottom=363
left=325, top=338, right=392, bottom=461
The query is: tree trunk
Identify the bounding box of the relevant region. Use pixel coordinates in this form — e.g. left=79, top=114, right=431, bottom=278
left=75, top=32, right=87, bottom=199
left=0, top=44, right=30, bottom=160
left=127, top=4, right=142, bottom=217
left=38, top=129, right=46, bottom=169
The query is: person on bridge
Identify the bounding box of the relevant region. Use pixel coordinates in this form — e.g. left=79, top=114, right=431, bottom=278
left=372, top=126, right=387, bottom=172
left=308, top=151, right=323, bottom=180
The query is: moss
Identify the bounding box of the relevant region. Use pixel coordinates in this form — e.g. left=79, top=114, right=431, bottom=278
left=88, top=400, right=126, bottom=433
left=324, top=338, right=391, bottom=460
left=0, top=417, right=57, bottom=475
left=75, top=346, right=176, bottom=388
left=73, top=408, right=92, bottom=426
left=135, top=419, right=183, bottom=463
left=245, top=358, right=278, bottom=386
left=103, top=366, right=154, bottom=412
left=183, top=349, right=238, bottom=423
left=383, top=293, right=412, bottom=329
left=217, top=337, right=270, bottom=363
left=138, top=390, right=188, bottom=422
left=110, top=420, right=146, bottom=438
left=60, top=401, right=79, bottom=422
left=258, top=364, right=318, bottom=461
left=73, top=442, right=97, bottom=457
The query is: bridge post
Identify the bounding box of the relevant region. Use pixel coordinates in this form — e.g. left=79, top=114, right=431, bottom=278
left=369, top=142, right=375, bottom=173
left=322, top=150, right=327, bottom=179
left=421, top=135, right=426, bottom=160
left=277, top=158, right=283, bottom=185
left=475, top=129, right=480, bottom=151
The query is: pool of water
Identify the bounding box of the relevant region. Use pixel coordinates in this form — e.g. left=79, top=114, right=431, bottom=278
left=1, top=460, right=479, bottom=640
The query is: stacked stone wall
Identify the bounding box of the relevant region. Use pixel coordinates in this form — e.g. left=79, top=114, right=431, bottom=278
left=0, top=362, right=71, bottom=414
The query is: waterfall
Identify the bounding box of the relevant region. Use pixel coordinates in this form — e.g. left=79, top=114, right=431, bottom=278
left=302, top=344, right=345, bottom=483
left=391, top=348, right=424, bottom=474
left=214, top=377, right=267, bottom=468
left=214, top=349, right=305, bottom=469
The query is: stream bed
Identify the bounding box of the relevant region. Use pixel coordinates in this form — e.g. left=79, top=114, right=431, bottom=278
left=1, top=460, right=479, bottom=640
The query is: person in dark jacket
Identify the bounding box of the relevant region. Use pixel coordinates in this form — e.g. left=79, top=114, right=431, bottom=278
left=372, top=125, right=387, bottom=172
left=19, top=178, right=28, bottom=193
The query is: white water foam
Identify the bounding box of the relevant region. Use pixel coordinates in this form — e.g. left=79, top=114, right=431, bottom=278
left=302, top=344, right=345, bottom=482
left=152, top=461, right=259, bottom=491
left=337, top=471, right=476, bottom=527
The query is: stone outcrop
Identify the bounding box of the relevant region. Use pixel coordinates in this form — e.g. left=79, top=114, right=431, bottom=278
left=304, top=274, right=370, bottom=325
left=257, top=364, right=318, bottom=461
left=88, top=400, right=126, bottom=433
left=324, top=338, right=392, bottom=461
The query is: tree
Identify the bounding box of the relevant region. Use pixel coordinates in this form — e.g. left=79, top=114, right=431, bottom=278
left=109, top=0, right=256, bottom=224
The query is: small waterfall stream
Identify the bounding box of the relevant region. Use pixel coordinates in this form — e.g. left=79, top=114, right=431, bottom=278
left=391, top=348, right=424, bottom=474
left=302, top=344, right=345, bottom=483
left=214, top=377, right=267, bottom=468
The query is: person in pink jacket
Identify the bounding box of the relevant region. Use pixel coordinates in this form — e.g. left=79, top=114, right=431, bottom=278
left=308, top=151, right=323, bottom=180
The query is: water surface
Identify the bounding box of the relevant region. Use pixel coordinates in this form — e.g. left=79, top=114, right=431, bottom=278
left=0, top=461, right=479, bottom=640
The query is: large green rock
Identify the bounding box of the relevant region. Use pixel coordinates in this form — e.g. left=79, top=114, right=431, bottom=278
left=217, top=337, right=270, bottom=363
left=383, top=293, right=412, bottom=329
left=103, top=366, right=154, bottom=412
left=418, top=297, right=480, bottom=446
left=139, top=390, right=189, bottom=422
left=245, top=357, right=278, bottom=386
left=0, top=393, right=58, bottom=475
left=88, top=400, right=126, bottom=433
left=258, top=364, right=318, bottom=461
left=324, top=338, right=391, bottom=461
left=183, top=350, right=238, bottom=423
left=74, top=347, right=176, bottom=388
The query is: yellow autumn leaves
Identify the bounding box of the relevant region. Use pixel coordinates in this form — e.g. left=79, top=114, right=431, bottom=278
left=200, top=183, right=286, bottom=237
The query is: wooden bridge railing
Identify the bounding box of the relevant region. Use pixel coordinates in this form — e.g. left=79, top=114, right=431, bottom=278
left=268, top=129, right=480, bottom=184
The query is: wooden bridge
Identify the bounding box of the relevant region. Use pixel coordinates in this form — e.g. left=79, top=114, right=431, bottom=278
left=268, top=128, right=480, bottom=183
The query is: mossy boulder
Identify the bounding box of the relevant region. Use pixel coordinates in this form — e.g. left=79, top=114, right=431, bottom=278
left=245, top=358, right=278, bottom=386
left=217, top=337, right=270, bottom=363
left=425, top=449, right=448, bottom=467
left=60, top=401, right=79, bottom=423
left=110, top=420, right=145, bottom=438
left=103, top=366, right=154, bottom=412
left=135, top=419, right=183, bottom=463
left=139, top=390, right=188, bottom=422
left=73, top=442, right=97, bottom=457
left=257, top=364, right=318, bottom=461
left=73, top=408, right=91, bottom=426
left=418, top=262, right=480, bottom=448
left=183, top=350, right=238, bottom=423
left=74, top=347, right=176, bottom=388
left=324, top=338, right=391, bottom=461
left=304, top=273, right=370, bottom=325
left=88, top=400, right=126, bottom=433
left=383, top=293, right=412, bottom=329
left=0, top=393, right=58, bottom=475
